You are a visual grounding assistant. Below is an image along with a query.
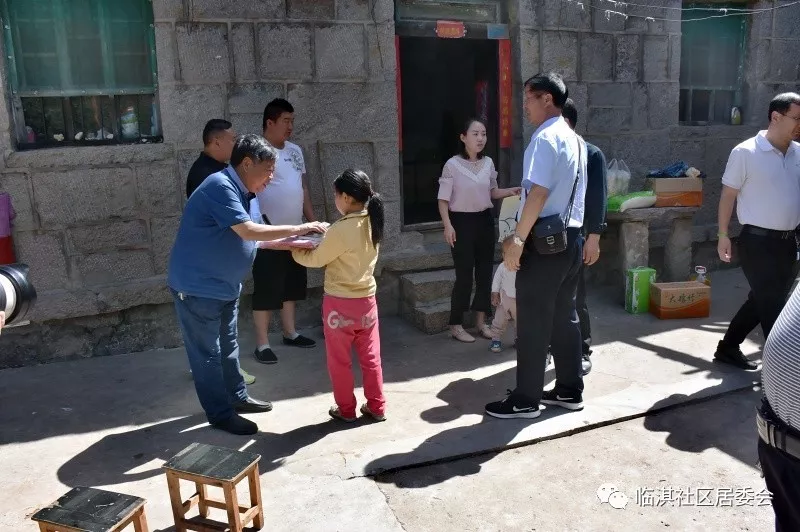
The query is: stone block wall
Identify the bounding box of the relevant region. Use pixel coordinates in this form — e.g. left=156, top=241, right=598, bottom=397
left=0, top=0, right=401, bottom=366
left=743, top=0, right=800, bottom=125
left=157, top=0, right=400, bottom=228
left=510, top=0, right=683, bottom=186
left=511, top=0, right=797, bottom=256
left=1, top=0, right=798, bottom=366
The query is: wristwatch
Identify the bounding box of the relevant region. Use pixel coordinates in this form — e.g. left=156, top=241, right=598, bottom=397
left=512, top=233, right=525, bottom=247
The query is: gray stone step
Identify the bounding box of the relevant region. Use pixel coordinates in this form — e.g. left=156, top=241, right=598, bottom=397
left=399, top=263, right=502, bottom=333
left=401, top=298, right=451, bottom=334
left=378, top=242, right=454, bottom=275
left=400, top=269, right=456, bottom=306
left=379, top=241, right=501, bottom=277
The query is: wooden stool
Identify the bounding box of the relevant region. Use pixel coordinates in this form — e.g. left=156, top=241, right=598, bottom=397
left=31, top=486, right=148, bottom=532
left=163, top=442, right=263, bottom=532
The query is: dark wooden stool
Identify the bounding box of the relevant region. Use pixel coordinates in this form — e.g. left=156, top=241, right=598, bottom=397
left=163, top=442, right=263, bottom=532
left=31, top=486, right=148, bottom=532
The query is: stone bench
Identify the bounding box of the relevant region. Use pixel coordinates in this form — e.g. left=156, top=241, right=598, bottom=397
left=606, top=207, right=700, bottom=285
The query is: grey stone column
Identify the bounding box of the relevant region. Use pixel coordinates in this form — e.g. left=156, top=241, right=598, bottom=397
left=618, top=220, right=650, bottom=276
left=664, top=217, right=694, bottom=282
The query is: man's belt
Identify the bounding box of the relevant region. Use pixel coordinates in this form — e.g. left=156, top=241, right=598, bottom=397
left=742, top=225, right=796, bottom=240
left=756, top=408, right=800, bottom=460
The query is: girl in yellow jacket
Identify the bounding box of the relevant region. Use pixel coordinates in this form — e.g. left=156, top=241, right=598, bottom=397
left=292, top=169, right=386, bottom=422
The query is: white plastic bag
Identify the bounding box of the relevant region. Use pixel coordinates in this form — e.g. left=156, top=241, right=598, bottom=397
left=616, top=159, right=631, bottom=194
left=607, top=158, right=631, bottom=197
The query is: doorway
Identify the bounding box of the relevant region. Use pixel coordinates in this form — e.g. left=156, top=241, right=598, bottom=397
left=399, top=36, right=499, bottom=226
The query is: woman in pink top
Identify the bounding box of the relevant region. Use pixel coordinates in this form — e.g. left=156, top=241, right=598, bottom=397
left=438, top=119, right=521, bottom=343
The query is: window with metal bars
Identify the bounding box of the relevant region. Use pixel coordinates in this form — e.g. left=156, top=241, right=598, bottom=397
left=1, top=0, right=161, bottom=150
left=678, top=3, right=747, bottom=125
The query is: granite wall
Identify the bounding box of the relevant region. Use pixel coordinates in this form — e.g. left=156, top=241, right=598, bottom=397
left=1, top=0, right=798, bottom=366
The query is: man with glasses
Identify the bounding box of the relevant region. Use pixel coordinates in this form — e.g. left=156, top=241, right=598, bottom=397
left=485, top=72, right=588, bottom=419
left=714, top=92, right=800, bottom=370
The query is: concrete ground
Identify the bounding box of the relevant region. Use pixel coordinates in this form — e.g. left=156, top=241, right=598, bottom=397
left=0, top=268, right=773, bottom=531
left=379, top=388, right=772, bottom=532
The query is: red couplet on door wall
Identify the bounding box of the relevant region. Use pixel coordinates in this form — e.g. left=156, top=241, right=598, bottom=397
left=498, top=39, right=512, bottom=149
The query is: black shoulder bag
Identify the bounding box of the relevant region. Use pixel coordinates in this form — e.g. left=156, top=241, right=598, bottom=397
left=526, top=137, right=582, bottom=255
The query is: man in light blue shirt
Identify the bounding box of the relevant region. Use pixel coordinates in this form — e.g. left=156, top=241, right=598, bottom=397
left=168, top=134, right=326, bottom=435
left=486, top=72, right=588, bottom=420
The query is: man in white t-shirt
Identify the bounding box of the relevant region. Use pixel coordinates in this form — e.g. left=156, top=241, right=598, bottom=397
left=715, top=92, right=800, bottom=370
left=251, top=99, right=319, bottom=364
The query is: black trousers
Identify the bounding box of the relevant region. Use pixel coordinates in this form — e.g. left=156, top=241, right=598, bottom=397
left=516, top=229, right=584, bottom=403
left=758, top=401, right=800, bottom=532
left=251, top=248, right=308, bottom=311
left=548, top=261, right=592, bottom=356
left=576, top=262, right=592, bottom=356
left=449, top=209, right=495, bottom=325
left=722, top=227, right=798, bottom=347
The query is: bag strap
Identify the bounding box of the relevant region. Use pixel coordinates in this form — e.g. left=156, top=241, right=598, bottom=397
left=517, top=132, right=583, bottom=224
left=560, top=134, right=582, bottom=225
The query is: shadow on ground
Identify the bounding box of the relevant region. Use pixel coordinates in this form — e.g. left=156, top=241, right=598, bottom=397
left=643, top=382, right=762, bottom=468
left=367, top=344, right=761, bottom=488
left=1, top=270, right=764, bottom=496
left=55, top=415, right=363, bottom=488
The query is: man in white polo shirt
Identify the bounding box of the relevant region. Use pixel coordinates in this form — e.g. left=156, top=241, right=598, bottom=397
left=485, top=72, right=588, bottom=420
left=715, top=92, right=800, bottom=370
left=251, top=98, right=319, bottom=364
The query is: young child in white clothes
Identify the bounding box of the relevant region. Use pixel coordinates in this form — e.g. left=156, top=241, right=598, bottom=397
left=489, top=256, right=516, bottom=353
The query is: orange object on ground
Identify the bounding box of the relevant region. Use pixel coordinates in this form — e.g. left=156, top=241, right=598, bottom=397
left=649, top=281, right=711, bottom=319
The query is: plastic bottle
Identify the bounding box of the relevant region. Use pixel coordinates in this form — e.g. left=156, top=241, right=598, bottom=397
left=691, top=265, right=711, bottom=286
left=731, top=106, right=742, bottom=126
left=120, top=106, right=139, bottom=139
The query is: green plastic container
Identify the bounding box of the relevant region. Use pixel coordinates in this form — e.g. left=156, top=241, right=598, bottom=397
left=625, top=267, right=657, bottom=314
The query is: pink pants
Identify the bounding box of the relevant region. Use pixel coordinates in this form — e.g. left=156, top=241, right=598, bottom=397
left=322, top=294, right=385, bottom=418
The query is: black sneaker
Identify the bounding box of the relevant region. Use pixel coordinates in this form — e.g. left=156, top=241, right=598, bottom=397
left=211, top=414, right=258, bottom=435
left=254, top=347, right=278, bottom=364
left=581, top=354, right=592, bottom=376
left=713, top=341, right=758, bottom=370
left=283, top=334, right=316, bottom=348
left=540, top=389, right=584, bottom=411
left=485, top=390, right=541, bottom=419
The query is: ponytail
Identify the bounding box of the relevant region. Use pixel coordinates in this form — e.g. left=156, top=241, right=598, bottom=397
left=366, top=192, right=384, bottom=246
left=333, top=168, right=384, bottom=246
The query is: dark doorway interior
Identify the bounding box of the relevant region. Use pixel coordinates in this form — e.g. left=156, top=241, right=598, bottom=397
left=400, top=36, right=499, bottom=226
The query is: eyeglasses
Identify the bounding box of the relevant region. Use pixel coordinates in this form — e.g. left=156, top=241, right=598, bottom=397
left=779, top=113, right=800, bottom=124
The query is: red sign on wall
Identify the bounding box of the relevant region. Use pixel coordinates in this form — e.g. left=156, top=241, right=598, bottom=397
left=498, top=39, right=512, bottom=149
left=436, top=20, right=466, bottom=38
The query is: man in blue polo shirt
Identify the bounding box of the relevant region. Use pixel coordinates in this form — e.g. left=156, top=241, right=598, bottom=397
left=168, top=134, right=326, bottom=435
left=486, top=72, right=588, bottom=420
